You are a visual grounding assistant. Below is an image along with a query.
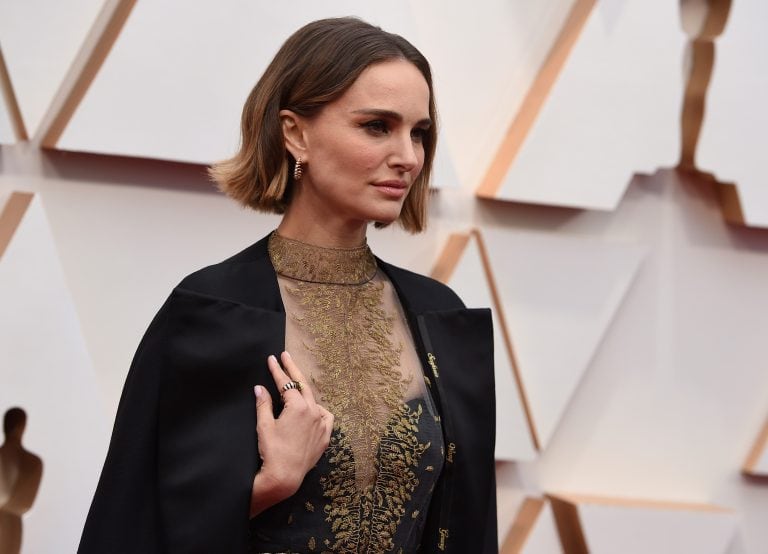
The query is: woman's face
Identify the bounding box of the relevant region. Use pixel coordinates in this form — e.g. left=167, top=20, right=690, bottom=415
left=288, top=58, right=431, bottom=230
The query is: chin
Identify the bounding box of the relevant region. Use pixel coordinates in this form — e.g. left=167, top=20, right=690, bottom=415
left=367, top=209, right=402, bottom=227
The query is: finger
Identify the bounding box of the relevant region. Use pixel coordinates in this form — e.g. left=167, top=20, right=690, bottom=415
left=266, top=354, right=302, bottom=403
left=266, top=354, right=292, bottom=387
left=254, top=385, right=274, bottom=433
left=280, top=351, right=316, bottom=405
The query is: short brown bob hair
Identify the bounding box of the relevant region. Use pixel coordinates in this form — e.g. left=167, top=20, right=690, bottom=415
left=209, top=17, right=437, bottom=233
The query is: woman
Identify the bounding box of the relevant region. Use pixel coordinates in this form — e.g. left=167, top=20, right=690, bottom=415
left=79, top=17, right=496, bottom=553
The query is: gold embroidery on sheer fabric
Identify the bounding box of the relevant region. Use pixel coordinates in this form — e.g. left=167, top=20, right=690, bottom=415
left=320, top=403, right=430, bottom=553
left=269, top=233, right=377, bottom=285
left=284, top=277, right=411, bottom=490
left=268, top=231, right=433, bottom=551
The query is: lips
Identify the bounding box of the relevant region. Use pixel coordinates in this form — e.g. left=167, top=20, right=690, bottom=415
left=373, top=180, right=408, bottom=199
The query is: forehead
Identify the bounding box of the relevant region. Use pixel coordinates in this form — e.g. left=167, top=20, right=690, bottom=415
left=333, top=59, right=430, bottom=119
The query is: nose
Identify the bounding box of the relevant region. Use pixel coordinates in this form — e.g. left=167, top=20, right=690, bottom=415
left=389, top=132, right=420, bottom=173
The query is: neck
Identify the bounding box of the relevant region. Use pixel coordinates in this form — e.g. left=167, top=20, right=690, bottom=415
left=277, top=189, right=368, bottom=249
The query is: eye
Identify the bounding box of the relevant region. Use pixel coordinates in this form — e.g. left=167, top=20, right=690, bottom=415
left=363, top=120, right=388, bottom=135
left=411, top=127, right=429, bottom=143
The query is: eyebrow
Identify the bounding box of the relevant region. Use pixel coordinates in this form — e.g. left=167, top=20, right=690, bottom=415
left=352, top=108, right=432, bottom=127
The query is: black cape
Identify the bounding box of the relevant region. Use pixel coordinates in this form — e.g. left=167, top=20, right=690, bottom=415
left=78, top=234, right=497, bottom=553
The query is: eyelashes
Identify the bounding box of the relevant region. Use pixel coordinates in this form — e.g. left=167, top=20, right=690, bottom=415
left=363, top=120, right=388, bottom=134
left=362, top=120, right=429, bottom=143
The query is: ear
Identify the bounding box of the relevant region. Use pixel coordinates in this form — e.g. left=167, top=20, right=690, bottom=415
left=279, top=109, right=309, bottom=162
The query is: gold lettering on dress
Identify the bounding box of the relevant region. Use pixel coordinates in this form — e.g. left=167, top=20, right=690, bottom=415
left=446, top=442, right=456, bottom=464
left=427, top=353, right=439, bottom=378
left=438, top=528, right=450, bottom=550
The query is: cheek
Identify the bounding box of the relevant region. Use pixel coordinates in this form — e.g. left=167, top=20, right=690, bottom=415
left=350, top=143, right=384, bottom=171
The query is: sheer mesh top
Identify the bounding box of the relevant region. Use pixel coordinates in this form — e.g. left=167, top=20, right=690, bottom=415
left=249, top=232, right=444, bottom=553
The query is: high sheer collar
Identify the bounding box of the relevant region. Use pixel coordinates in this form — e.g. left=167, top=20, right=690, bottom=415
left=268, top=232, right=377, bottom=285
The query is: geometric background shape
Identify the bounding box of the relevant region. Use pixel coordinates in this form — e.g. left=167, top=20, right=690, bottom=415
left=480, top=227, right=644, bottom=450
left=743, top=417, right=768, bottom=478
left=0, top=0, right=103, bottom=137
left=696, top=0, right=768, bottom=227
left=500, top=497, right=563, bottom=554
left=433, top=230, right=538, bottom=461
left=478, top=0, right=684, bottom=210
left=0, top=192, right=108, bottom=554
left=0, top=45, right=25, bottom=142
left=2, top=2, right=768, bottom=550
left=407, top=0, right=578, bottom=187
left=547, top=493, right=738, bottom=554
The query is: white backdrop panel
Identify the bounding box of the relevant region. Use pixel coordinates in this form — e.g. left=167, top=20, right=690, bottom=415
left=445, top=233, right=537, bottom=461
left=0, top=0, right=104, bottom=136
left=482, top=227, right=644, bottom=449
left=578, top=500, right=738, bottom=554
left=697, top=0, right=768, bottom=227
left=0, top=194, right=108, bottom=554
left=492, top=0, right=683, bottom=209
left=409, top=0, right=576, bottom=187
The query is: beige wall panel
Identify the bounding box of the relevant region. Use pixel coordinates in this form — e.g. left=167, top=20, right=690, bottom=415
left=0, top=192, right=109, bottom=554
left=436, top=232, right=537, bottom=460
left=548, top=493, right=738, bottom=554
left=525, top=170, right=768, bottom=553
left=481, top=0, right=683, bottom=209
left=0, top=0, right=104, bottom=136
left=480, top=227, right=643, bottom=449
left=408, top=0, right=577, bottom=187
left=697, top=0, right=768, bottom=226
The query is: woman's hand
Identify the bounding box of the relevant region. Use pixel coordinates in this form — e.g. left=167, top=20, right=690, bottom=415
left=250, top=351, right=334, bottom=517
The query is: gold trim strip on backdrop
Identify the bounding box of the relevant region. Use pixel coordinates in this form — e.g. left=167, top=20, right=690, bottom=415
left=476, top=0, right=595, bottom=200
left=500, top=497, right=547, bottom=554
left=0, top=45, right=29, bottom=141
left=0, top=192, right=34, bottom=260
left=678, top=0, right=732, bottom=168
left=35, top=0, right=137, bottom=148
left=432, top=229, right=540, bottom=450
left=742, top=417, right=768, bottom=477
left=547, top=492, right=734, bottom=554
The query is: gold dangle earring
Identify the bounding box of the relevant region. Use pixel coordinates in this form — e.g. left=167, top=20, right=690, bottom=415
left=293, top=157, right=303, bottom=181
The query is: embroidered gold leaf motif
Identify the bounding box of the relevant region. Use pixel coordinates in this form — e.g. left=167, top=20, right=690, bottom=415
left=320, top=403, right=430, bottom=553
left=286, top=277, right=411, bottom=490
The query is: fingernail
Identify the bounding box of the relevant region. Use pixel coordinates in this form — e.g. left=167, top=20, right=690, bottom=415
left=268, top=355, right=276, bottom=363
left=283, top=351, right=292, bottom=359
left=254, top=385, right=263, bottom=398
